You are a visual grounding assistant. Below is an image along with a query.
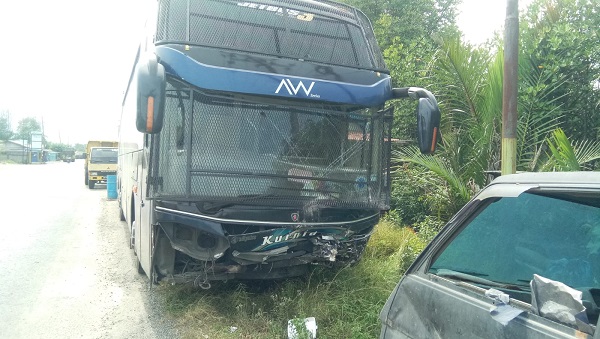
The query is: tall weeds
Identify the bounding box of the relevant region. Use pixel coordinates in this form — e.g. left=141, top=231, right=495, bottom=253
left=159, top=220, right=428, bottom=338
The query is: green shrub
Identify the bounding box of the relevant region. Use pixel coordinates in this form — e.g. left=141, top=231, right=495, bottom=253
left=389, top=164, right=431, bottom=224
left=412, top=216, right=446, bottom=244
left=390, top=163, right=465, bottom=225
left=365, top=219, right=429, bottom=273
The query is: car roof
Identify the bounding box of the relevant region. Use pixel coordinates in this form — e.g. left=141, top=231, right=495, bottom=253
left=472, top=172, right=600, bottom=200
left=491, top=171, right=600, bottom=185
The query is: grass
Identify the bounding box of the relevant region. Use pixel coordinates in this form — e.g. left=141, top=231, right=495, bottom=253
left=158, top=220, right=428, bottom=339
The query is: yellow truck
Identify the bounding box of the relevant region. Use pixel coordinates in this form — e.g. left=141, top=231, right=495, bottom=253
left=84, top=141, right=118, bottom=189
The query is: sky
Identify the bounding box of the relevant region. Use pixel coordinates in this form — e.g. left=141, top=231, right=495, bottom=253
left=0, top=0, right=146, bottom=144
left=0, top=0, right=531, bottom=145
left=457, top=0, right=533, bottom=45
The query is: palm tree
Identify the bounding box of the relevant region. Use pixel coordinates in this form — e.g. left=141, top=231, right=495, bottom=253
left=516, top=56, right=565, bottom=171
left=393, top=37, right=570, bottom=220
left=391, top=37, right=500, bottom=220
left=388, top=0, right=600, bottom=225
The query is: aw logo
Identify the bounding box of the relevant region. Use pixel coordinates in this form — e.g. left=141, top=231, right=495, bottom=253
left=275, top=79, right=320, bottom=98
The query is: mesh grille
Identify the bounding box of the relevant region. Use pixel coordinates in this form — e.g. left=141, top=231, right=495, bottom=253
left=156, top=0, right=386, bottom=70
left=150, top=79, right=391, bottom=209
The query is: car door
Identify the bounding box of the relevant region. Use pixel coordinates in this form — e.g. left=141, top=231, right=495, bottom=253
left=381, top=182, right=600, bottom=338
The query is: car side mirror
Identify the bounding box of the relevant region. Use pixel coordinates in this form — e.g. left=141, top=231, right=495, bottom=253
left=136, top=53, right=166, bottom=134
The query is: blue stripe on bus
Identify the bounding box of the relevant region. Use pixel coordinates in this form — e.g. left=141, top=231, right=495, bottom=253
left=155, top=46, right=392, bottom=106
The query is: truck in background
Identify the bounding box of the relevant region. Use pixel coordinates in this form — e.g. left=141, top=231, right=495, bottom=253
left=61, top=148, right=75, bottom=162
left=85, top=141, right=118, bottom=189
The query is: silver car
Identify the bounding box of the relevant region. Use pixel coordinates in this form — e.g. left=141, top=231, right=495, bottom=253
left=380, top=171, right=600, bottom=338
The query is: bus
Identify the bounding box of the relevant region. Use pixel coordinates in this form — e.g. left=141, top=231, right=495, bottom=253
left=118, top=0, right=441, bottom=287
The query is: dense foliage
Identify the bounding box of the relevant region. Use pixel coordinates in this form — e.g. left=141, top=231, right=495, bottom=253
left=383, top=0, right=600, bottom=225
left=521, top=0, right=600, bottom=141
left=341, top=0, right=461, bottom=140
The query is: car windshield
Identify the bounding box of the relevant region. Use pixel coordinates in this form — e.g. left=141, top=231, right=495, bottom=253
left=429, top=191, right=600, bottom=293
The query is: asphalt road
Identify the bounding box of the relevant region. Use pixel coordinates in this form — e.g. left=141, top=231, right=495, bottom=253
left=0, top=160, right=178, bottom=339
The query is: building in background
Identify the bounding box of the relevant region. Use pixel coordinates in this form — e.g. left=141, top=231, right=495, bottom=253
left=0, top=140, right=29, bottom=163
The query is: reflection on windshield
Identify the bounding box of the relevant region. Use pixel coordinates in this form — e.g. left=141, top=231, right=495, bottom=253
left=430, top=192, right=600, bottom=293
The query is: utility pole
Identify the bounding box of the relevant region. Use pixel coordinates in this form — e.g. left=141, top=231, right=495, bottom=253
left=501, top=0, right=519, bottom=175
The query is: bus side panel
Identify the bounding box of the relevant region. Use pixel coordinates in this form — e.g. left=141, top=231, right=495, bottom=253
left=137, top=148, right=154, bottom=278
left=118, top=152, right=133, bottom=224
left=119, top=59, right=146, bottom=273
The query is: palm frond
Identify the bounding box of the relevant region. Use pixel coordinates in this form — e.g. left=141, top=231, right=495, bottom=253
left=516, top=56, right=568, bottom=170
left=428, top=37, right=491, bottom=131
left=573, top=139, right=600, bottom=169
left=393, top=146, right=472, bottom=202
left=545, top=128, right=580, bottom=171
left=425, top=38, right=500, bottom=187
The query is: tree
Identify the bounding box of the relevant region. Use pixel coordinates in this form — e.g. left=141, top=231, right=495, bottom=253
left=73, top=143, right=86, bottom=153
left=341, top=0, right=459, bottom=51
left=392, top=35, right=576, bottom=222
left=520, top=0, right=600, bottom=140
left=392, top=38, right=502, bottom=221
left=338, top=0, right=461, bottom=140
left=335, top=0, right=599, bottom=225
left=0, top=110, right=13, bottom=141
left=15, top=117, right=42, bottom=143
left=46, top=142, right=71, bottom=153
left=387, top=0, right=600, bottom=224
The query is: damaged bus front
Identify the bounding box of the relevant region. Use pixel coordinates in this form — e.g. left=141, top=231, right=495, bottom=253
left=118, top=0, right=441, bottom=286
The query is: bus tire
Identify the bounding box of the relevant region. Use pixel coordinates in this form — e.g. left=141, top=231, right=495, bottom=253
left=88, top=180, right=95, bottom=189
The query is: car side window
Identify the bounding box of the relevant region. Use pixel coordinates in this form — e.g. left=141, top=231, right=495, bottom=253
left=429, top=192, right=600, bottom=293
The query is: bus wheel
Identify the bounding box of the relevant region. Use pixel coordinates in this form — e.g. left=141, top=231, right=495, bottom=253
left=88, top=180, right=95, bottom=189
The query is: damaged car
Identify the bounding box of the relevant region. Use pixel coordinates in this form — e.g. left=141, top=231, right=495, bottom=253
left=380, top=171, right=600, bottom=338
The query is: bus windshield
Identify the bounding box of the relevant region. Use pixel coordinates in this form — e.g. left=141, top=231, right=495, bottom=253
left=149, top=79, right=391, bottom=209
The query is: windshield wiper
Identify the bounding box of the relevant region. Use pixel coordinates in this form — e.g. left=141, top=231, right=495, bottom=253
left=434, top=269, right=528, bottom=291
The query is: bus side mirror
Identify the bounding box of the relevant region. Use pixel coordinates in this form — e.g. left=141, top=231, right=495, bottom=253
left=136, top=53, right=166, bottom=134
left=392, top=87, right=441, bottom=154
left=417, top=97, right=441, bottom=154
